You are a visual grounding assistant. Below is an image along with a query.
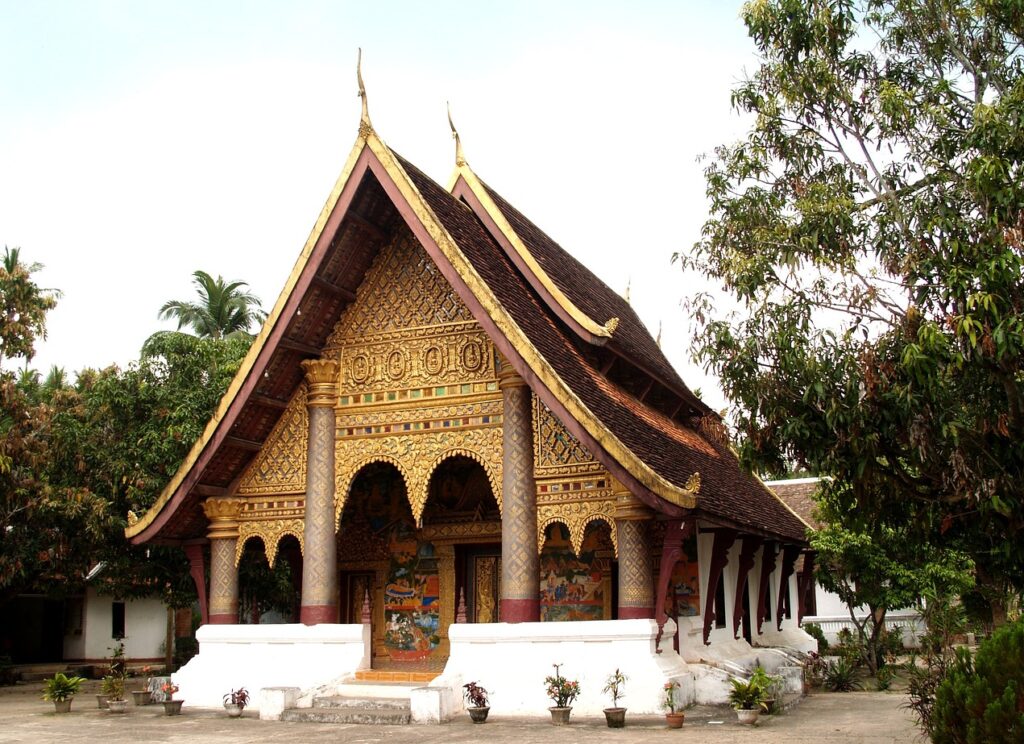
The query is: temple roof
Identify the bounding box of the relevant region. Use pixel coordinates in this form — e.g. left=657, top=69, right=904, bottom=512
left=126, top=117, right=808, bottom=546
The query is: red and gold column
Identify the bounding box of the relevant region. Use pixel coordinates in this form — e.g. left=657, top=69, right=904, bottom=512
left=202, top=498, right=244, bottom=624
left=300, top=358, right=340, bottom=625
left=498, top=362, right=540, bottom=622
left=615, top=488, right=655, bottom=619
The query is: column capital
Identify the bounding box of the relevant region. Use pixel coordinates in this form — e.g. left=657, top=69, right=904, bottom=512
left=202, top=497, right=244, bottom=541
left=301, top=358, right=340, bottom=407
left=614, top=491, right=652, bottom=522
left=496, top=353, right=526, bottom=390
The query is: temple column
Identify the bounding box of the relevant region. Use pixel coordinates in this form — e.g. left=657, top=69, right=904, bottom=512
left=300, top=358, right=340, bottom=625
left=436, top=543, right=456, bottom=655
left=498, top=362, right=539, bottom=622
left=614, top=488, right=654, bottom=619
left=202, top=498, right=244, bottom=624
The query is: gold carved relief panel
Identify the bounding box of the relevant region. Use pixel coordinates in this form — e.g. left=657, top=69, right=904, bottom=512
left=237, top=385, right=308, bottom=496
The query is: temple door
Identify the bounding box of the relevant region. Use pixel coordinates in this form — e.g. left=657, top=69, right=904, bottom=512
left=461, top=546, right=502, bottom=623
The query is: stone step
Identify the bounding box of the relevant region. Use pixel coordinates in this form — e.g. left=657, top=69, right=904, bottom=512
left=281, top=706, right=411, bottom=725
left=314, top=694, right=411, bottom=711
left=335, top=681, right=419, bottom=698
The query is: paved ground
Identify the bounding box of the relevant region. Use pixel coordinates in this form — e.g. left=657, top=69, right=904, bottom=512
left=0, top=678, right=920, bottom=743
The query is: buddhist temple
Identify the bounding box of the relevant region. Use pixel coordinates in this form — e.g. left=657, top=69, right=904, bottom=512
left=126, top=68, right=814, bottom=720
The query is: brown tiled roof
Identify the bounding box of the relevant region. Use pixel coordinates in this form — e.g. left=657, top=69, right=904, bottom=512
left=480, top=182, right=701, bottom=400
left=766, top=479, right=821, bottom=531
left=395, top=152, right=807, bottom=542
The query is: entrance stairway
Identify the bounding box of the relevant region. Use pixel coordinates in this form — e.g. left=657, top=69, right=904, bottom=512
left=280, top=670, right=437, bottom=725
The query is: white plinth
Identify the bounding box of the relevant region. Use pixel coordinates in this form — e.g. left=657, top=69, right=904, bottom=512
left=173, top=623, right=370, bottom=709
left=437, top=619, right=692, bottom=718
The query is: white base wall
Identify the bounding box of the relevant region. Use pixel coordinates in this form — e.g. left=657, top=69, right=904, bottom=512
left=434, top=619, right=693, bottom=720
left=173, top=623, right=370, bottom=709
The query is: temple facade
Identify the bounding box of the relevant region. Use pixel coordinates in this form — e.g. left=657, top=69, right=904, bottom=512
left=126, top=95, right=814, bottom=719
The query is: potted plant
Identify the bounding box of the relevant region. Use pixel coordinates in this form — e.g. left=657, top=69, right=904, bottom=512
left=42, top=672, right=86, bottom=713
left=663, top=680, right=684, bottom=728
left=543, top=663, right=580, bottom=725
left=602, top=668, right=627, bottom=728
left=749, top=665, right=783, bottom=713
left=728, top=676, right=767, bottom=725
left=131, top=665, right=153, bottom=705
left=223, top=687, right=250, bottom=718
left=462, top=681, right=490, bottom=723
left=161, top=682, right=183, bottom=715
left=105, top=674, right=128, bottom=714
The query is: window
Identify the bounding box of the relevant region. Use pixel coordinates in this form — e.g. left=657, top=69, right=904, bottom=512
left=112, top=602, right=126, bottom=639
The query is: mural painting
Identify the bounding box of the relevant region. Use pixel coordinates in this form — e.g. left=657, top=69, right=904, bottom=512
left=539, top=522, right=612, bottom=621
left=668, top=535, right=701, bottom=617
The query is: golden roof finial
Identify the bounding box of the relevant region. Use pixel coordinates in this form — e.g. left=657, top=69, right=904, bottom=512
left=357, top=48, right=372, bottom=138
left=447, top=102, right=467, bottom=168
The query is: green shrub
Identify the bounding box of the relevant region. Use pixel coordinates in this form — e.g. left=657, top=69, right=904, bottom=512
left=42, top=673, right=86, bottom=702
left=875, top=665, right=896, bottom=691
left=803, top=623, right=829, bottom=653
left=928, top=619, right=1024, bottom=743
left=823, top=657, right=862, bottom=692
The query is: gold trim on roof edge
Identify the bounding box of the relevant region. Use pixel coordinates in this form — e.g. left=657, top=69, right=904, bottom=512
left=125, top=135, right=368, bottom=540
left=445, top=163, right=619, bottom=339
left=128, top=119, right=697, bottom=542
left=367, top=136, right=696, bottom=508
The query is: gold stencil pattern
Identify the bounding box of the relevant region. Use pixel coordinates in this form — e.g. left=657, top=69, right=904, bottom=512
left=235, top=519, right=305, bottom=566
left=617, top=519, right=653, bottom=606
left=538, top=498, right=618, bottom=557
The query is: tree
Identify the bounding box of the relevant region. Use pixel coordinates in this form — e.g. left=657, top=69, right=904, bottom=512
left=0, top=246, right=58, bottom=369
left=157, top=270, right=266, bottom=340
left=811, top=481, right=973, bottom=674
left=680, top=0, right=1024, bottom=613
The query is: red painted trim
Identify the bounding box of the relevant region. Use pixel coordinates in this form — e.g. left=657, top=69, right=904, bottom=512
left=732, top=536, right=763, bottom=638
left=183, top=543, right=208, bottom=626
left=300, top=605, right=338, bottom=625
left=619, top=606, right=655, bottom=620
left=208, top=614, right=236, bottom=625
left=132, top=149, right=378, bottom=545
left=756, top=542, right=778, bottom=634
left=367, top=158, right=683, bottom=520
left=499, top=598, right=539, bottom=623
left=702, top=529, right=736, bottom=645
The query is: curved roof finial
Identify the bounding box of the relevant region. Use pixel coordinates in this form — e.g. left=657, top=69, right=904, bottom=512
left=656, top=320, right=663, bottom=348
left=624, top=277, right=632, bottom=305
left=357, top=48, right=372, bottom=137
left=447, top=102, right=467, bottom=168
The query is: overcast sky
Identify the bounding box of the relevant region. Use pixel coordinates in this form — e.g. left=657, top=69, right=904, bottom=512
left=0, top=1, right=758, bottom=412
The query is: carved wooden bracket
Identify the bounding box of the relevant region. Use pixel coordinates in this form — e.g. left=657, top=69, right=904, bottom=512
left=776, top=544, right=801, bottom=631
left=702, top=529, right=737, bottom=645
left=797, top=550, right=816, bottom=623
left=183, top=542, right=208, bottom=626
left=732, top=535, right=763, bottom=639
left=756, top=541, right=779, bottom=634
left=654, top=519, right=691, bottom=651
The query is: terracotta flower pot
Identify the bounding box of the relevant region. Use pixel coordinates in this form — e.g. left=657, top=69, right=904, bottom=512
left=467, top=706, right=489, bottom=723
left=131, top=690, right=151, bottom=706
left=108, top=699, right=128, bottom=714
left=163, top=699, right=184, bottom=716
left=604, top=707, right=626, bottom=728
left=549, top=706, right=572, bottom=725
left=665, top=711, right=685, bottom=728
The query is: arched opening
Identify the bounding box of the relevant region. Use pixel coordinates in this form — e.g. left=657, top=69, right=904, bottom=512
left=238, top=536, right=299, bottom=624
left=338, top=462, right=442, bottom=666
left=424, top=456, right=501, bottom=626
left=539, top=521, right=615, bottom=621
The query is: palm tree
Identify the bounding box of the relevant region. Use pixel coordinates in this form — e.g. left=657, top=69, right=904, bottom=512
left=157, top=270, right=266, bottom=340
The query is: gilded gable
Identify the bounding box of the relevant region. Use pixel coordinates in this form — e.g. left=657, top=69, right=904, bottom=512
left=237, top=384, right=308, bottom=495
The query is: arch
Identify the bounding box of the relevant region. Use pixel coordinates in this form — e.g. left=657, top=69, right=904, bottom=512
left=270, top=528, right=304, bottom=566
left=539, top=518, right=573, bottom=553
left=336, top=457, right=413, bottom=528
left=579, top=514, right=618, bottom=558
left=421, top=453, right=501, bottom=526
left=420, top=448, right=502, bottom=521
left=235, top=520, right=305, bottom=566
left=235, top=533, right=267, bottom=567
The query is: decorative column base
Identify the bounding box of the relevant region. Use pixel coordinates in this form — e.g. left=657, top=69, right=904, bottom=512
left=499, top=598, right=540, bottom=624
left=209, top=613, right=238, bottom=625
left=618, top=606, right=655, bottom=620
left=299, top=605, right=338, bottom=625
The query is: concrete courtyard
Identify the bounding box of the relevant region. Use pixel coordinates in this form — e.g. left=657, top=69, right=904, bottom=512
left=0, top=678, right=921, bottom=743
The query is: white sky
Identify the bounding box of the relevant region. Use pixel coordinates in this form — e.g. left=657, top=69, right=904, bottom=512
left=0, top=1, right=758, bottom=412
